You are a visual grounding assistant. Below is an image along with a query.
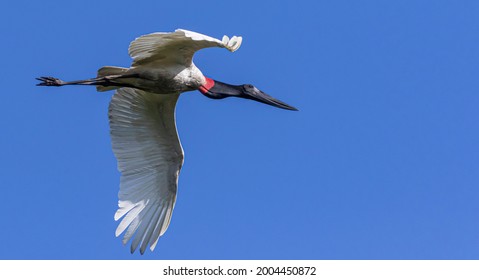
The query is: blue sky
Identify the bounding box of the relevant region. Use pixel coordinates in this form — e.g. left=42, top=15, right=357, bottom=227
left=1, top=0, right=478, bottom=259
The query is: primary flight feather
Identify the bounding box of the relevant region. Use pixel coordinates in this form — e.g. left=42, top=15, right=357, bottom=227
left=37, top=29, right=297, bottom=254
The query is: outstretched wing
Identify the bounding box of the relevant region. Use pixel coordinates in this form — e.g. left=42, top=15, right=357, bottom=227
left=108, top=88, right=183, bottom=254
left=128, top=29, right=242, bottom=66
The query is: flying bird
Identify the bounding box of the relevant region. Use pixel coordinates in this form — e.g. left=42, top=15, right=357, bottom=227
left=36, top=29, right=297, bottom=254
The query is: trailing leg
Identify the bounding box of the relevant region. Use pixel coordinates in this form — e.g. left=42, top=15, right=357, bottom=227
left=36, top=73, right=140, bottom=91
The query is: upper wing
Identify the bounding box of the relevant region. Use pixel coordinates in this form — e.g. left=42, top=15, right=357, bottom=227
left=108, top=88, right=183, bottom=254
left=128, top=29, right=242, bottom=66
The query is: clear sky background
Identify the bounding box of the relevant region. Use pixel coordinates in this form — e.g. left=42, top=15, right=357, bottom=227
left=1, top=0, right=478, bottom=259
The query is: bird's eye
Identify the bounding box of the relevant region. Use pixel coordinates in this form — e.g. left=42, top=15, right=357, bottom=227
left=244, top=84, right=254, bottom=89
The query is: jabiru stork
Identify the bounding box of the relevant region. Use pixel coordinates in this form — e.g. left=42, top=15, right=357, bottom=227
left=37, top=29, right=297, bottom=254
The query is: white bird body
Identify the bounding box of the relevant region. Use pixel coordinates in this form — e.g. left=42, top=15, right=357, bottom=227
left=37, top=28, right=296, bottom=255
left=103, top=63, right=205, bottom=94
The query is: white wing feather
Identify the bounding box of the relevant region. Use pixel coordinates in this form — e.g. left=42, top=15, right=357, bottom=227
left=128, top=29, right=242, bottom=66
left=108, top=88, right=183, bottom=254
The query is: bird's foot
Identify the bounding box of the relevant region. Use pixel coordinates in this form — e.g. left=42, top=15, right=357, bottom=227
left=36, top=76, right=65, bottom=86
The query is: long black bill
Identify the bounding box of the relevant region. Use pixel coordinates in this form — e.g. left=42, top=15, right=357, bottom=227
left=200, top=80, right=298, bottom=111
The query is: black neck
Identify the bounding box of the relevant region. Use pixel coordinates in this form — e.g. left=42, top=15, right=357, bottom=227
left=202, top=80, right=243, bottom=99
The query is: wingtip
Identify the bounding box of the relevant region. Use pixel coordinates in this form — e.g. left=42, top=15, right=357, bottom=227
left=223, top=35, right=242, bottom=52
left=222, top=35, right=229, bottom=45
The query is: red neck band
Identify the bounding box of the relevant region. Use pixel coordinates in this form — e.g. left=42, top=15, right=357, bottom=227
left=199, top=77, right=215, bottom=94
